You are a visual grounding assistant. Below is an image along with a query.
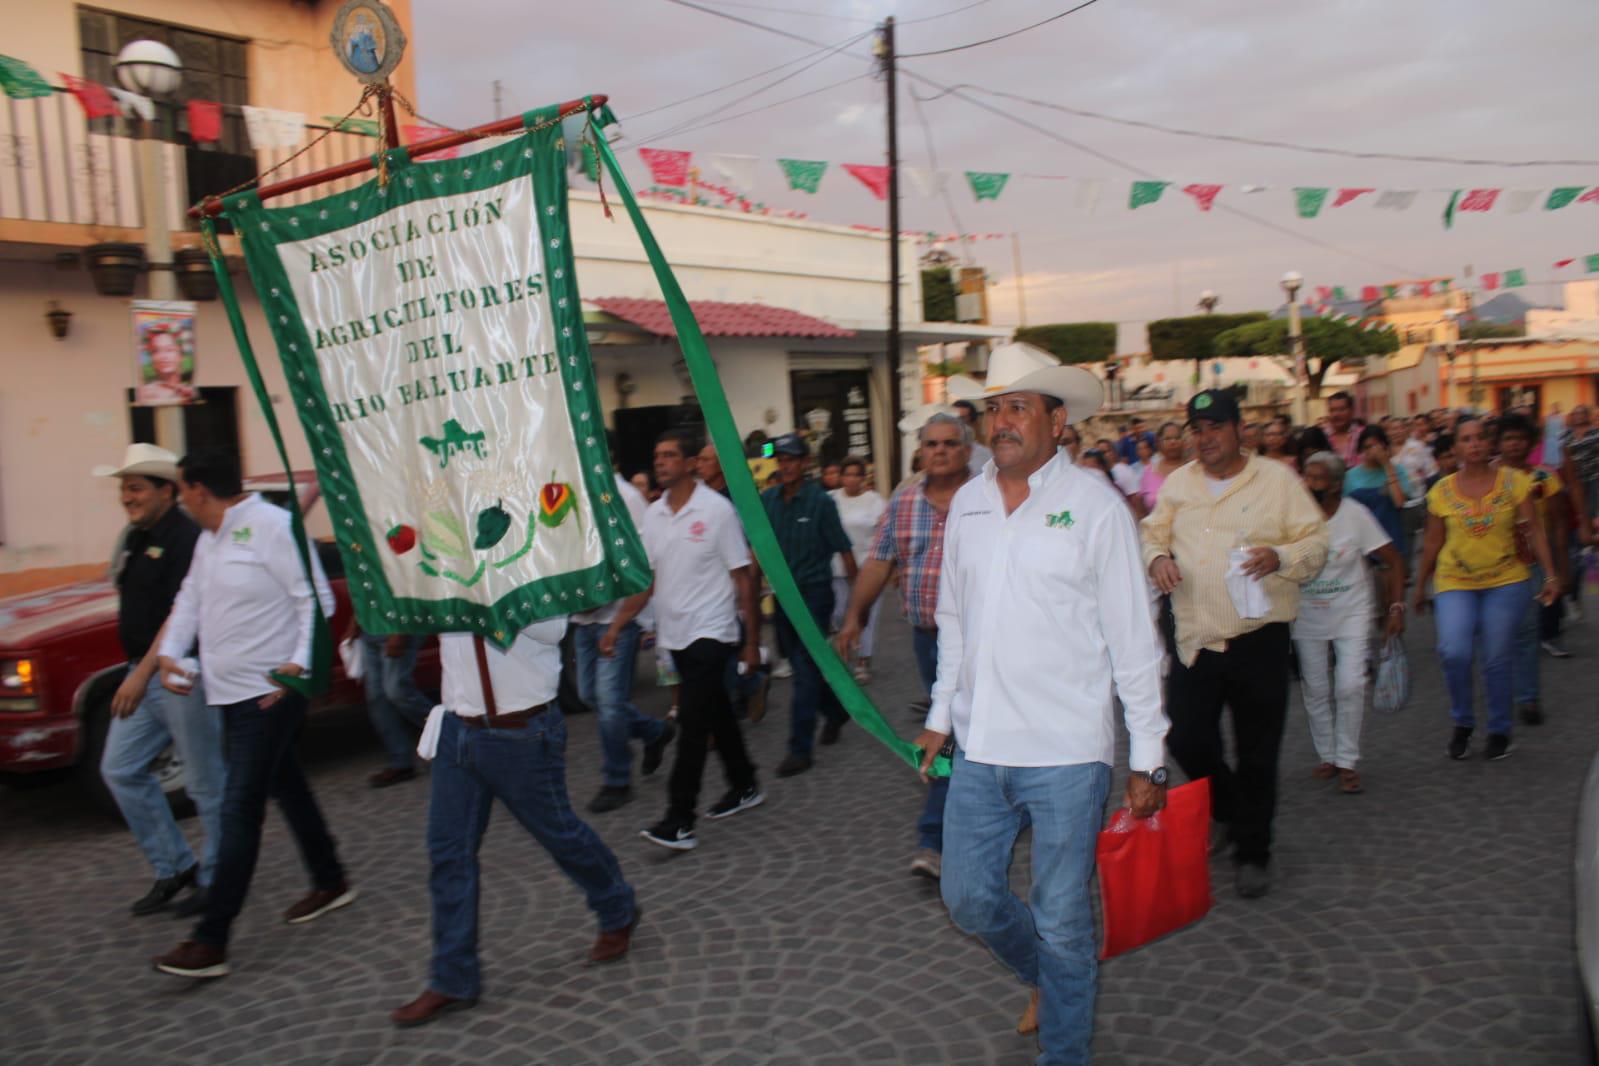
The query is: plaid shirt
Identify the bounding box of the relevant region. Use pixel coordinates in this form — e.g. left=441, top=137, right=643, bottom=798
left=869, top=473, right=969, bottom=629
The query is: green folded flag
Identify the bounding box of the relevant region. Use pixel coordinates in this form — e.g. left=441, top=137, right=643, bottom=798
left=1128, top=181, right=1168, bottom=209
left=777, top=158, right=827, bottom=194
left=1503, top=268, right=1526, bottom=288
left=965, top=170, right=1010, bottom=201
left=1546, top=187, right=1584, bottom=211
left=1586, top=254, right=1599, bottom=274
left=324, top=115, right=381, bottom=137
left=1294, top=187, right=1329, bottom=219
left=0, top=54, right=52, bottom=100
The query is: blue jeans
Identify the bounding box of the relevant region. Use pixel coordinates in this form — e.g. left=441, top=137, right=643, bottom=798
left=776, top=582, right=846, bottom=760
left=100, top=670, right=225, bottom=885
left=913, top=626, right=947, bottom=852
left=195, top=692, right=345, bottom=948
left=427, top=709, right=635, bottom=999
left=941, top=752, right=1111, bottom=1066
left=1435, top=579, right=1531, bottom=737
left=362, top=634, right=434, bottom=770
left=1512, top=565, right=1544, bottom=705
left=572, top=621, right=667, bottom=789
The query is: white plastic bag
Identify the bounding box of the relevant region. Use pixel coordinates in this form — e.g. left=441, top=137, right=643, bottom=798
left=337, top=637, right=364, bottom=682
left=1373, top=636, right=1410, bottom=713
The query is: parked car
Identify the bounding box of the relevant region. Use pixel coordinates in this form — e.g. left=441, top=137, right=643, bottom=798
left=0, top=472, right=438, bottom=815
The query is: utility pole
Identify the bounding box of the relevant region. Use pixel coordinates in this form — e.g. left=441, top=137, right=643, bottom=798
left=1010, top=231, right=1027, bottom=328
left=878, top=17, right=904, bottom=478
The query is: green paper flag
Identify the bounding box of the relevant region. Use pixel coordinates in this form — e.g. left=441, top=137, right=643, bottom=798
left=1128, top=181, right=1168, bottom=209
left=0, top=54, right=52, bottom=99
left=1294, top=187, right=1329, bottom=219
left=1384, top=284, right=1399, bottom=298
left=1503, top=268, right=1526, bottom=288
left=777, top=158, right=827, bottom=194
left=323, top=115, right=381, bottom=137
left=965, top=170, right=1010, bottom=201
left=1547, top=187, right=1584, bottom=211
left=1443, top=189, right=1460, bottom=229
left=1586, top=254, right=1599, bottom=274
left=1331, top=286, right=1347, bottom=301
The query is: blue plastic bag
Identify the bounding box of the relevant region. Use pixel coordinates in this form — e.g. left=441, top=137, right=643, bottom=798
left=1373, top=636, right=1410, bottom=714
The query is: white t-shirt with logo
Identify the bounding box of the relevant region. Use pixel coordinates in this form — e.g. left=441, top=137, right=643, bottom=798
left=640, top=481, right=749, bottom=651
left=1293, top=497, right=1391, bottom=641
left=830, top=487, right=887, bottom=578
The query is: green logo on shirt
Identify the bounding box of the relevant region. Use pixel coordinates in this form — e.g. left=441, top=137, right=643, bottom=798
left=231, top=527, right=252, bottom=544
left=1046, top=509, right=1075, bottom=529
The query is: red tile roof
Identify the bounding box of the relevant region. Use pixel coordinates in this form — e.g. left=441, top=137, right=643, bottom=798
left=588, top=297, right=855, bottom=339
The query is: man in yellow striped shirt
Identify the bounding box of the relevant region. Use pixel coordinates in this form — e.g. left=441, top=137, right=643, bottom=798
left=1140, top=390, right=1327, bottom=900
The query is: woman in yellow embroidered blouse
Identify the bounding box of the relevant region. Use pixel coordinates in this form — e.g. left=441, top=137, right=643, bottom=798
left=1414, top=415, right=1557, bottom=762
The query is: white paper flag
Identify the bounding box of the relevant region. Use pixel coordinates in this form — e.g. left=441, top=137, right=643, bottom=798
left=905, top=166, right=948, bottom=198
left=1504, top=190, right=1538, bottom=215
left=707, top=153, right=758, bottom=193
left=109, top=87, right=153, bottom=122
left=1240, top=184, right=1268, bottom=194
left=242, top=105, right=306, bottom=149
left=1074, top=179, right=1101, bottom=213
left=1374, top=189, right=1417, bottom=211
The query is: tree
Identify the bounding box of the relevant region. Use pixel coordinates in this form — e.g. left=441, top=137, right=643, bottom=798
left=1146, top=312, right=1269, bottom=363
left=922, top=267, right=957, bottom=322
left=1013, top=323, right=1117, bottom=365
left=1212, top=317, right=1400, bottom=399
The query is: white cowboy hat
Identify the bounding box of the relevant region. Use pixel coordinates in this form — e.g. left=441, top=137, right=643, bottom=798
left=898, top=402, right=961, bottom=434
left=92, top=443, right=180, bottom=482
left=980, top=341, right=1103, bottom=425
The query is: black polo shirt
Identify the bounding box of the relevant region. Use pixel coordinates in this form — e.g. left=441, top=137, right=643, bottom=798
left=116, top=505, right=201, bottom=661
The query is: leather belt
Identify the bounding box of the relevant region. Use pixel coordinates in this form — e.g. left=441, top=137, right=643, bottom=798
left=456, top=702, right=552, bottom=730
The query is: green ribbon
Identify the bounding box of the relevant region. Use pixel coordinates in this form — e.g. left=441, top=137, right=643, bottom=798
left=197, top=218, right=333, bottom=699
left=592, top=131, right=948, bottom=780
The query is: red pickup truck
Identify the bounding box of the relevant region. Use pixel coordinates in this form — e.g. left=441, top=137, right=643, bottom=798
left=0, top=473, right=437, bottom=814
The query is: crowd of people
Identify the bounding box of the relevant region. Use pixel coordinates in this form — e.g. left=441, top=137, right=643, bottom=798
left=87, top=360, right=1598, bottom=1061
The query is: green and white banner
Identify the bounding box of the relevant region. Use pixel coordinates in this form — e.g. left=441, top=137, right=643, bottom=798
left=209, top=104, right=650, bottom=648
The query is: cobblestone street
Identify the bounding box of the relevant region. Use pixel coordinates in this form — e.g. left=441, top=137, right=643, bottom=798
left=3, top=604, right=1595, bottom=1064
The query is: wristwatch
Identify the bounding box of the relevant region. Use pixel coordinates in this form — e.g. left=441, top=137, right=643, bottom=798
left=1131, top=767, right=1169, bottom=786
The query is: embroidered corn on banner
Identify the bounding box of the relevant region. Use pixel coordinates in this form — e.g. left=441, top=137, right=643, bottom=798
left=211, top=105, right=650, bottom=647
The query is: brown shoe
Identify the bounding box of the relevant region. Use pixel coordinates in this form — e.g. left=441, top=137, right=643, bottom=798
left=391, top=988, right=477, bottom=1028
left=283, top=883, right=358, bottom=924
left=1339, top=768, right=1364, bottom=794
left=368, top=766, right=417, bottom=789
left=588, top=910, right=639, bottom=965
left=1312, top=762, right=1338, bottom=780
left=1017, top=988, right=1040, bottom=1035
left=152, top=939, right=229, bottom=979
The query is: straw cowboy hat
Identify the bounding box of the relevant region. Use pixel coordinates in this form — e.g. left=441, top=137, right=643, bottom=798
left=92, top=443, right=180, bottom=482
left=980, top=342, right=1103, bottom=425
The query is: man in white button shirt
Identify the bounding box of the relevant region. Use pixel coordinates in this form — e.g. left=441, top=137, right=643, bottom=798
left=915, top=345, right=1169, bottom=1065
left=605, top=430, right=763, bottom=852
left=151, top=449, right=350, bottom=981
left=391, top=621, right=639, bottom=1028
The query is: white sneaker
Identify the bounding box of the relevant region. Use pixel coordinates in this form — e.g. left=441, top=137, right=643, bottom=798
left=909, top=849, right=941, bottom=879
left=771, top=660, right=793, bottom=680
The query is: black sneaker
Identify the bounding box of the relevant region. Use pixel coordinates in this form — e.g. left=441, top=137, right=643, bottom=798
left=1541, top=639, right=1572, bottom=659
left=820, top=718, right=845, bottom=746
left=170, top=887, right=209, bottom=920
left=1485, top=734, right=1514, bottom=761
left=640, top=817, right=698, bottom=851
left=706, top=785, right=764, bottom=821
left=131, top=864, right=197, bottom=916
left=1519, top=701, right=1544, bottom=726
left=1447, top=727, right=1472, bottom=760
left=588, top=785, right=634, bottom=814
left=641, top=722, right=676, bottom=777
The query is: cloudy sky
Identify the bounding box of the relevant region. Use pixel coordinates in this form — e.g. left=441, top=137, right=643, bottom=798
left=416, top=0, right=1598, bottom=335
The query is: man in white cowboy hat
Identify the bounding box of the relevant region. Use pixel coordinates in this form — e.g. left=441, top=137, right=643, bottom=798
left=91, top=443, right=225, bottom=918
left=915, top=342, right=1169, bottom=1063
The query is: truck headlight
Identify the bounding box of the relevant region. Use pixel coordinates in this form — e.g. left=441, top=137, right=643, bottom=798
left=0, top=659, right=38, bottom=710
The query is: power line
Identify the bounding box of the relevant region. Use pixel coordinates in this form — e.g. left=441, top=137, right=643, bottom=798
left=909, top=86, right=975, bottom=263
left=899, top=0, right=1105, bottom=58
left=633, top=72, right=872, bottom=145
left=901, top=69, right=1429, bottom=279
left=920, top=82, right=1599, bottom=168
left=900, top=0, right=997, bottom=25
left=680, top=0, right=876, bottom=23
left=657, top=0, right=843, bottom=47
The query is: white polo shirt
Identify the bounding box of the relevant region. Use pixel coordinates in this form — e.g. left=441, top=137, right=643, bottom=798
left=641, top=481, right=748, bottom=652
left=160, top=493, right=335, bottom=706
left=572, top=474, right=650, bottom=627
left=415, top=618, right=568, bottom=759
left=927, top=451, right=1169, bottom=771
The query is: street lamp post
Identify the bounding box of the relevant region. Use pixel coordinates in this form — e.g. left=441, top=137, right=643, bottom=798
left=114, top=40, right=184, bottom=451
left=1441, top=308, right=1459, bottom=408
left=1280, top=271, right=1305, bottom=424
left=1195, top=290, right=1219, bottom=399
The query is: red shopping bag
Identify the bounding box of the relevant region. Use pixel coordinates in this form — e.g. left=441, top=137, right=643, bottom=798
left=1096, top=777, right=1212, bottom=960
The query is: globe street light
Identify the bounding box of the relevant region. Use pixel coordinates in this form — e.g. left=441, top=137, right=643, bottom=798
left=1280, top=271, right=1306, bottom=424
left=113, top=40, right=183, bottom=97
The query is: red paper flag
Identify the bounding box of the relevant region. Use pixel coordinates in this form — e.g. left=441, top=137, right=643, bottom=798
left=638, top=147, right=691, bottom=187
left=1481, top=272, right=1500, bottom=291
left=1417, top=281, right=1433, bottom=297
left=1362, top=285, right=1381, bottom=302
left=1181, top=183, right=1222, bottom=212
left=1333, top=187, right=1374, bottom=208
left=1459, top=188, right=1500, bottom=212
left=843, top=163, right=891, bottom=201
left=1580, top=187, right=1599, bottom=205
left=1555, top=258, right=1576, bottom=269
left=187, top=100, right=222, bottom=143
left=405, top=124, right=459, bottom=160
left=1315, top=286, right=1333, bottom=303
left=60, top=73, right=118, bottom=119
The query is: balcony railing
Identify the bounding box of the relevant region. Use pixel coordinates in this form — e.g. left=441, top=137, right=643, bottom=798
left=0, top=92, right=383, bottom=235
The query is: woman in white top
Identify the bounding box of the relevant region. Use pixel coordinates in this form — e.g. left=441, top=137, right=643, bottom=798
left=829, top=456, right=888, bottom=682
left=1294, top=451, right=1407, bottom=795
